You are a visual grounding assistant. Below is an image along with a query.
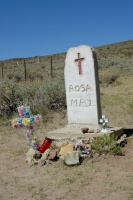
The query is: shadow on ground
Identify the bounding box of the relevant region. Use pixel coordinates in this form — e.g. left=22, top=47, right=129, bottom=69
left=124, top=128, right=133, bottom=136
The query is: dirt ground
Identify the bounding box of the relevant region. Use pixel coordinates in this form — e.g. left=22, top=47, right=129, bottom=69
left=0, top=112, right=133, bottom=200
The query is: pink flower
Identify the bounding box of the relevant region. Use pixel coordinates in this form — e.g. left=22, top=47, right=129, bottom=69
left=26, top=132, right=31, bottom=138
left=34, top=142, right=40, bottom=149
left=19, top=112, right=24, bottom=117
left=35, top=115, right=42, bottom=122
left=18, top=106, right=24, bottom=113
left=19, top=123, right=24, bottom=128
left=89, top=137, right=94, bottom=143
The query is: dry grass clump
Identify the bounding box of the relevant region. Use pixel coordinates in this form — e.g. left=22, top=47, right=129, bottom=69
left=100, top=74, right=133, bottom=128
left=0, top=77, right=66, bottom=118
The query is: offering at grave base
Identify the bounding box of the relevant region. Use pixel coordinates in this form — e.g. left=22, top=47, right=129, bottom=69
left=100, top=115, right=109, bottom=133
left=39, top=138, right=52, bottom=154
left=81, top=127, right=89, bottom=133
left=12, top=105, right=42, bottom=150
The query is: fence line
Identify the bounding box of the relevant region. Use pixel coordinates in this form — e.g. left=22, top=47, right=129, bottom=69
left=0, top=54, right=66, bottom=81
left=1, top=63, right=3, bottom=80
left=24, top=59, right=26, bottom=81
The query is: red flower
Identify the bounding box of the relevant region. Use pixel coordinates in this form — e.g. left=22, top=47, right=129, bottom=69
left=29, top=125, right=34, bottom=130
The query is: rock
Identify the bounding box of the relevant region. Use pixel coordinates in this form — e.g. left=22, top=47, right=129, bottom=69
left=26, top=148, right=36, bottom=159
left=50, top=141, right=57, bottom=149
left=59, top=143, right=74, bottom=156
left=34, top=153, right=42, bottom=160
left=46, top=160, right=53, bottom=164
left=38, top=159, right=46, bottom=166
left=48, top=150, right=58, bottom=161
left=64, top=151, right=80, bottom=165
left=25, top=148, right=41, bottom=166
left=117, top=134, right=127, bottom=145
left=41, top=148, right=51, bottom=161
left=26, top=148, right=40, bottom=162
left=59, top=155, right=65, bottom=162
left=55, top=141, right=68, bottom=148
left=81, top=128, right=89, bottom=133
left=27, top=158, right=38, bottom=167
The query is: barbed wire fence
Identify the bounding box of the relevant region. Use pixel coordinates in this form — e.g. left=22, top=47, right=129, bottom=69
left=0, top=53, right=66, bottom=82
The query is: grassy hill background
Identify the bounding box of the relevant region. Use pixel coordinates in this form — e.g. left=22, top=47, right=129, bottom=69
left=0, top=40, right=133, bottom=128
left=0, top=40, right=133, bottom=80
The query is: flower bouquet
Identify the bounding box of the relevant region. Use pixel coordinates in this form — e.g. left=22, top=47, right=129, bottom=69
left=12, top=105, right=42, bottom=150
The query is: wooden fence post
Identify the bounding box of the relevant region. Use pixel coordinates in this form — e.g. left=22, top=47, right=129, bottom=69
left=24, top=59, right=26, bottom=81
left=1, top=63, right=3, bottom=80
left=50, top=56, right=53, bottom=77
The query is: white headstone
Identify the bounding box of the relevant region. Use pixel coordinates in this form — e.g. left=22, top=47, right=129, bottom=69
left=65, top=45, right=101, bottom=125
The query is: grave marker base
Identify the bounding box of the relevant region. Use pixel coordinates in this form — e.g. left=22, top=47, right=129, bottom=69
left=46, top=124, right=124, bottom=140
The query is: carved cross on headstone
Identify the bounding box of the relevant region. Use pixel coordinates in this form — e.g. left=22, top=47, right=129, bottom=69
left=74, top=53, right=85, bottom=75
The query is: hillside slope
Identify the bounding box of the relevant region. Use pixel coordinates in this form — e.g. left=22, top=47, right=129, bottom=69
left=0, top=40, right=133, bottom=80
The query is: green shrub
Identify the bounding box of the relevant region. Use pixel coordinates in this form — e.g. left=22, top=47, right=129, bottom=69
left=91, top=134, right=122, bottom=155
left=0, top=78, right=17, bottom=116
left=0, top=78, right=66, bottom=117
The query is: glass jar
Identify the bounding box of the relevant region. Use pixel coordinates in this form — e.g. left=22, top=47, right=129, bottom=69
left=39, top=138, right=52, bottom=153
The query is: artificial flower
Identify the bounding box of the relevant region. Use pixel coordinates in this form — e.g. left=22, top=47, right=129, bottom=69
left=30, top=116, right=35, bottom=122
left=26, top=132, right=31, bottom=138
left=24, top=111, right=30, bottom=117
left=12, top=105, right=41, bottom=150
left=13, top=124, right=19, bottom=128
left=19, top=123, right=24, bottom=128
left=35, top=114, right=42, bottom=122
left=18, top=105, right=24, bottom=113
left=22, top=118, right=31, bottom=126
left=29, top=125, right=34, bottom=130
left=34, top=142, right=40, bottom=149
left=12, top=119, right=17, bottom=125
left=32, top=136, right=38, bottom=143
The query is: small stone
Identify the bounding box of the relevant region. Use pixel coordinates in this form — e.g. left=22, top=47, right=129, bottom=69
left=64, top=151, right=80, bottom=165
left=27, top=158, right=38, bottom=167
left=55, top=141, right=68, bottom=148
left=59, top=155, right=65, bottom=162
left=48, top=150, right=58, bottom=161
left=41, top=148, right=51, bottom=161
left=34, top=153, right=42, bottom=160
left=81, top=128, right=89, bottom=134
left=117, top=134, right=127, bottom=145
left=38, top=159, right=46, bottom=166
left=26, top=148, right=36, bottom=159
left=59, top=143, right=74, bottom=156
left=26, top=148, right=40, bottom=163
left=46, top=160, right=52, bottom=164
left=50, top=141, right=57, bottom=149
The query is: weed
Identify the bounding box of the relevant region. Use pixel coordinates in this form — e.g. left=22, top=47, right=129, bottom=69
left=91, top=134, right=122, bottom=155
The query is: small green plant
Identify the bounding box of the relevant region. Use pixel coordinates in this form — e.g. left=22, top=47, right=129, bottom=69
left=91, top=134, right=122, bottom=155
